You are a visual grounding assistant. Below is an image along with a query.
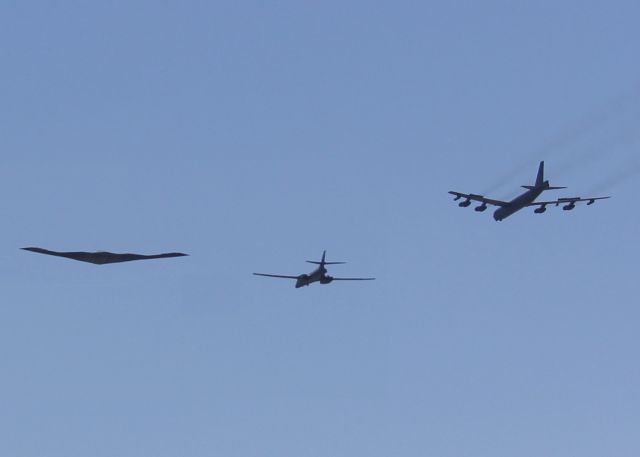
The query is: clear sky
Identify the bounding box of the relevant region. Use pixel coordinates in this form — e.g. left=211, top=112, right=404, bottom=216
left=1, top=1, right=639, bottom=456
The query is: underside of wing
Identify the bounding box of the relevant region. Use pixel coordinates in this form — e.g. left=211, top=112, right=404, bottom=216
left=253, top=273, right=300, bottom=279
left=22, top=247, right=102, bottom=264
left=527, top=196, right=611, bottom=207
left=22, top=247, right=188, bottom=264
left=448, top=191, right=508, bottom=207
left=331, top=277, right=376, bottom=281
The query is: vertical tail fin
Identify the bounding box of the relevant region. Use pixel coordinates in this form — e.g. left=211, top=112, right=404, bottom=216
left=522, top=161, right=565, bottom=190
left=536, top=161, right=545, bottom=187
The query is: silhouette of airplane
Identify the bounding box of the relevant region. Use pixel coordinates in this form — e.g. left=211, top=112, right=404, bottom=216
left=253, top=250, right=375, bottom=288
left=449, top=161, right=610, bottom=221
left=22, top=247, right=188, bottom=265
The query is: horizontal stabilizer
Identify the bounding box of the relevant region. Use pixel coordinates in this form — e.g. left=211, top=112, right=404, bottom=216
left=522, top=185, right=566, bottom=190
left=306, top=261, right=346, bottom=265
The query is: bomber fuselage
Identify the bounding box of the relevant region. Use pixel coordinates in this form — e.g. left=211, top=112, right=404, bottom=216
left=493, top=187, right=544, bottom=221
left=295, top=266, right=333, bottom=288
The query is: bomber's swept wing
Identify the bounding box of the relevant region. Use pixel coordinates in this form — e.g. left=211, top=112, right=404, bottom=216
left=331, top=277, right=376, bottom=281
left=527, top=196, right=611, bottom=209
left=448, top=191, right=508, bottom=207
left=22, top=247, right=188, bottom=264
left=253, top=273, right=299, bottom=279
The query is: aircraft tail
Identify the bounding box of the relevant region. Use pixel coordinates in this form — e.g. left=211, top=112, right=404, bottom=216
left=306, top=250, right=346, bottom=265
left=535, top=161, right=545, bottom=187
left=521, top=161, right=566, bottom=190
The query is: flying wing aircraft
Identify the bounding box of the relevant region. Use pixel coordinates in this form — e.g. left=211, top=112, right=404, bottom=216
left=253, top=250, right=375, bottom=288
left=449, top=161, right=610, bottom=221
left=22, top=247, right=188, bottom=264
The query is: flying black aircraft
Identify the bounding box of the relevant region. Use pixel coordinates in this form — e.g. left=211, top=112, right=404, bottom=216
left=449, top=161, right=610, bottom=221
left=22, top=247, right=188, bottom=265
left=253, top=250, right=375, bottom=288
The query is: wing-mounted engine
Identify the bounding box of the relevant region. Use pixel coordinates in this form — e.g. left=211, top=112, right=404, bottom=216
left=556, top=198, right=577, bottom=211
left=534, top=204, right=547, bottom=214
left=459, top=194, right=484, bottom=207
left=295, top=273, right=311, bottom=288
left=320, top=275, right=334, bottom=284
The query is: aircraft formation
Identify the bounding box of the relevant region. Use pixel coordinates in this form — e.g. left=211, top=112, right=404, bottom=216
left=20, top=160, right=610, bottom=288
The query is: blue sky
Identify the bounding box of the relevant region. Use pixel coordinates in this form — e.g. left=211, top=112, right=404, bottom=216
left=1, top=1, right=639, bottom=456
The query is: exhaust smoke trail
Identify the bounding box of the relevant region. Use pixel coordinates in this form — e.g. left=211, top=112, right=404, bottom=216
left=480, top=85, right=640, bottom=195
left=555, top=112, right=640, bottom=177
left=586, top=147, right=640, bottom=194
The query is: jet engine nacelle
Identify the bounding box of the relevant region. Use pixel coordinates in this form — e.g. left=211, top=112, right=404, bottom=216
left=459, top=200, right=471, bottom=207
left=475, top=203, right=488, bottom=212
left=563, top=203, right=576, bottom=211
left=295, top=273, right=311, bottom=288
left=534, top=205, right=547, bottom=214
left=320, top=275, right=334, bottom=284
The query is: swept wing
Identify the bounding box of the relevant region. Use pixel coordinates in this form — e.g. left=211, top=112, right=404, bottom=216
left=527, top=196, right=611, bottom=208
left=253, top=273, right=300, bottom=279
left=331, top=277, right=376, bottom=281
left=448, top=191, right=508, bottom=207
